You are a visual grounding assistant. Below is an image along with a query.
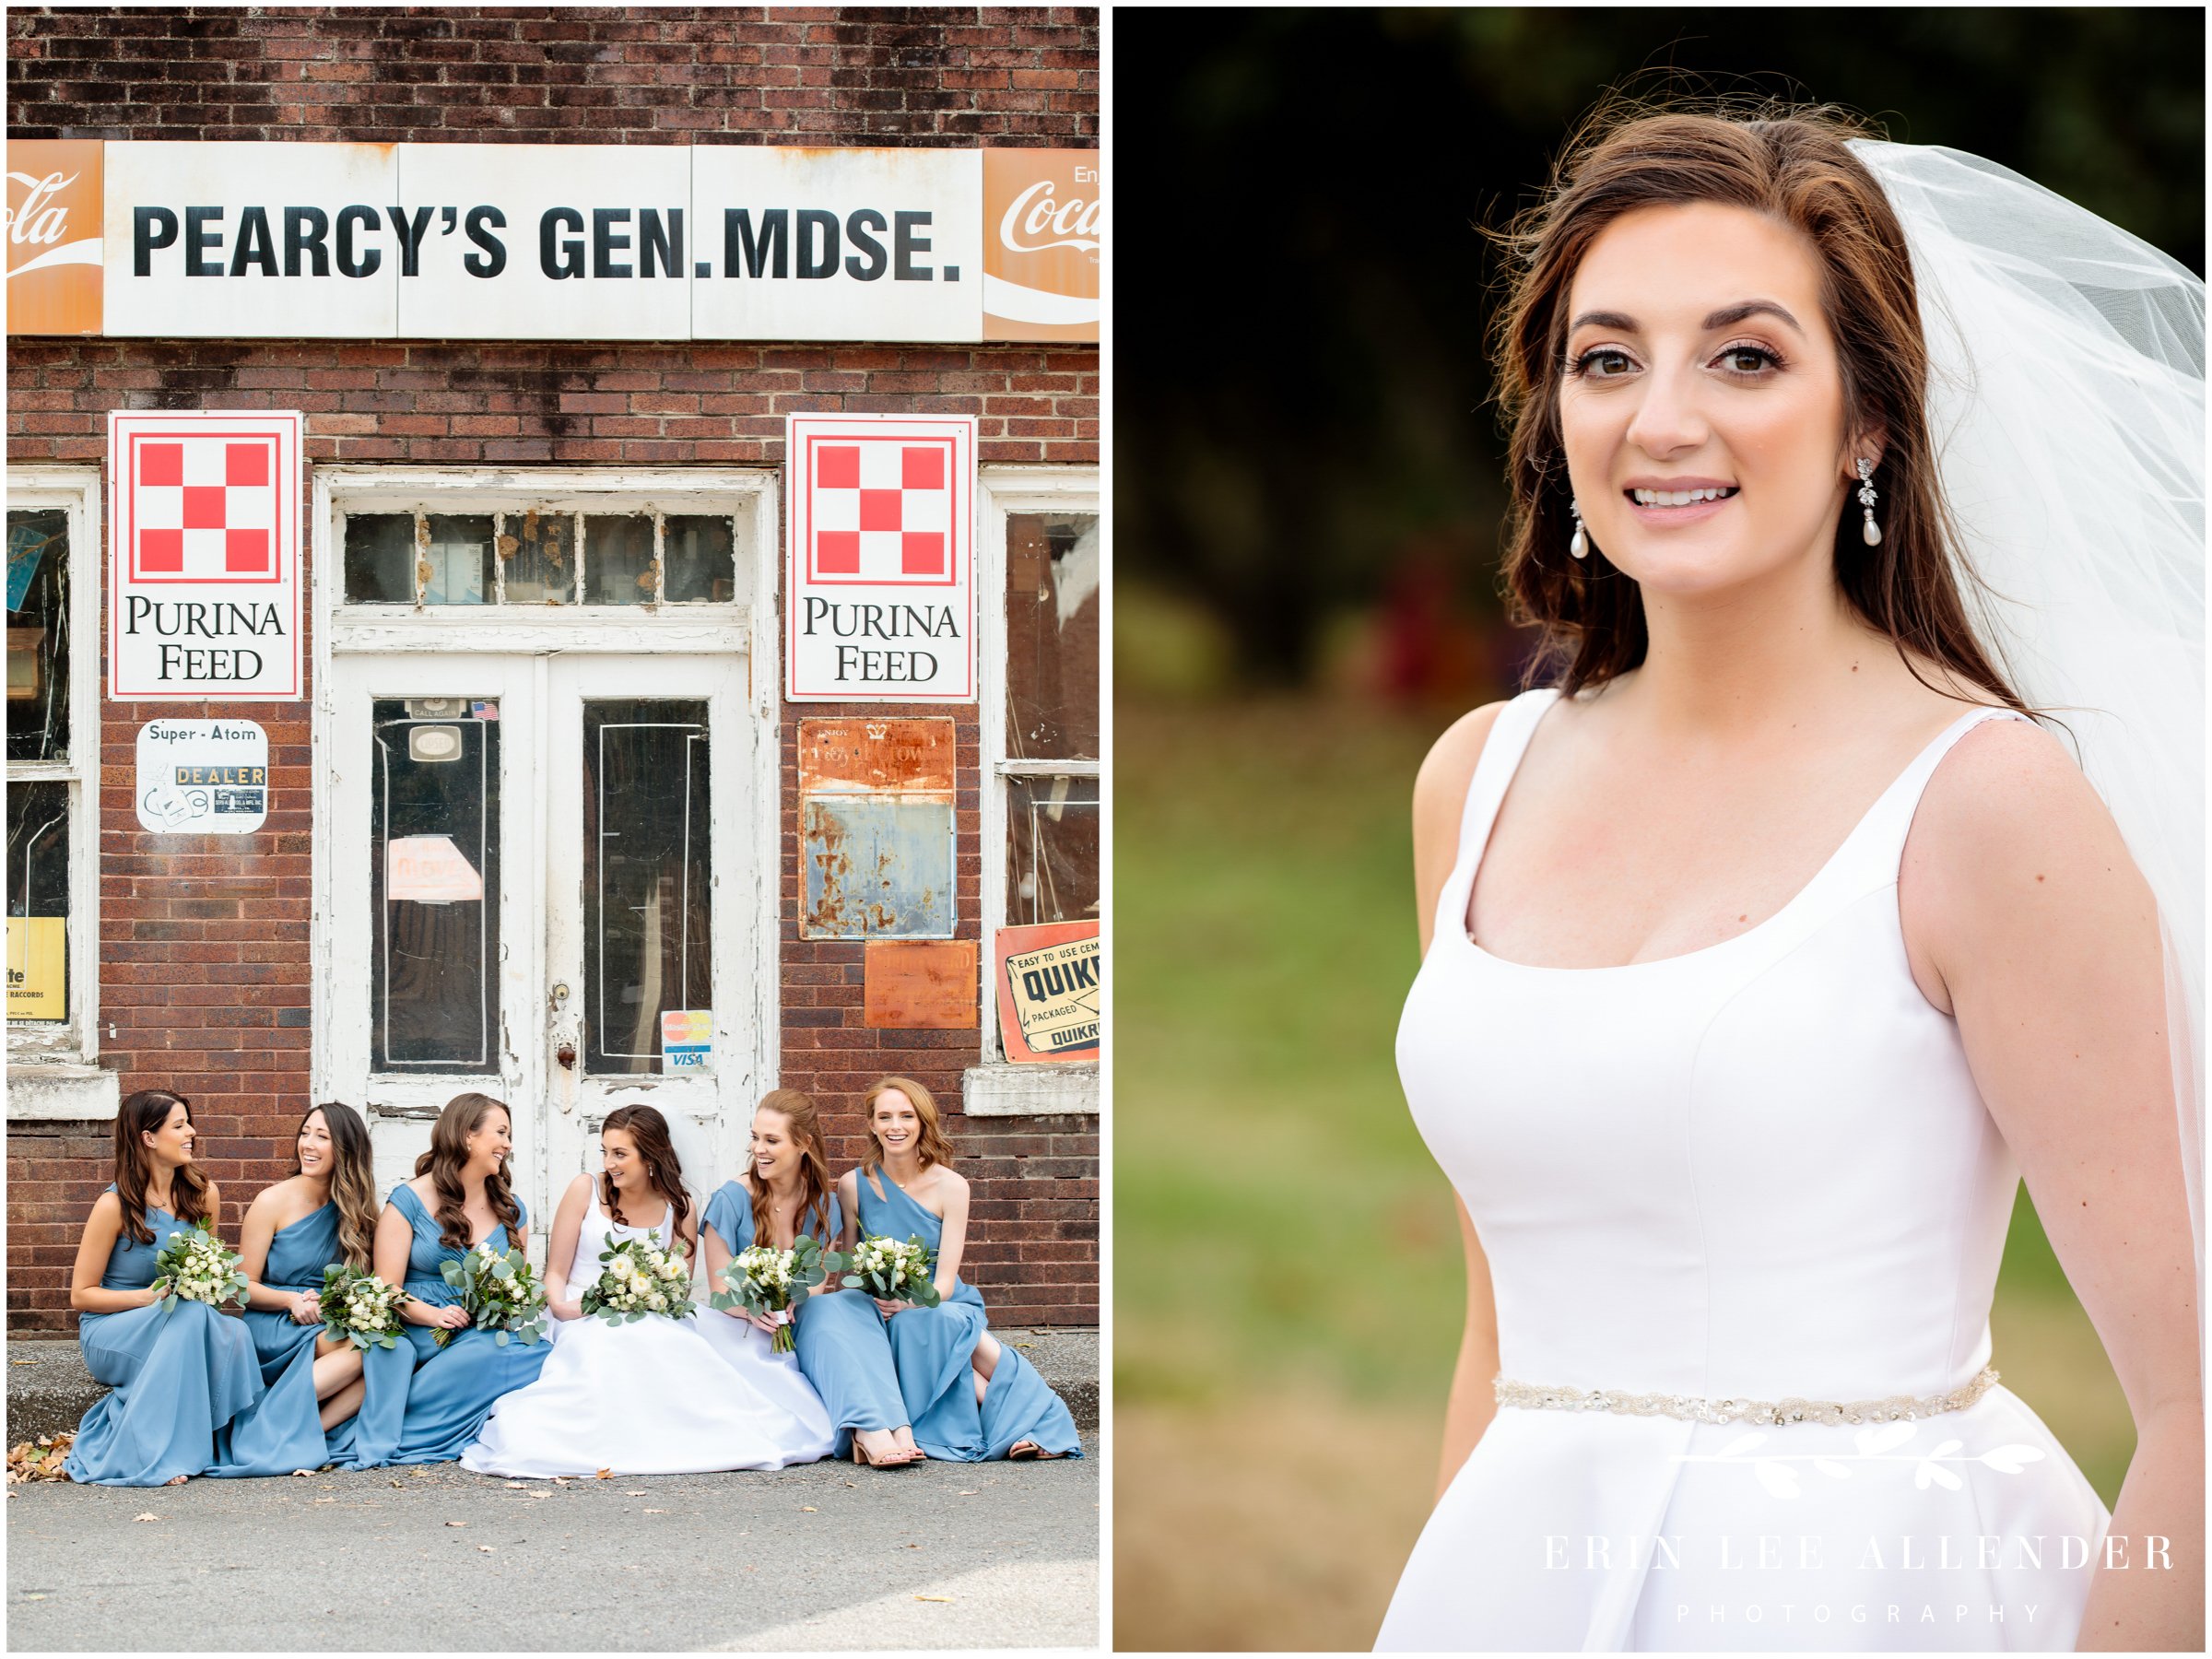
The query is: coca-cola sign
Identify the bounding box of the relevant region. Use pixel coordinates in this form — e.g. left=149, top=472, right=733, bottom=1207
left=983, top=149, right=1101, bottom=343
left=6, top=140, right=102, bottom=335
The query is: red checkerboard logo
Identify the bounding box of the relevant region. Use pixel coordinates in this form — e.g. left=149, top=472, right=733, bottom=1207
left=808, top=437, right=953, bottom=583
left=130, top=435, right=278, bottom=582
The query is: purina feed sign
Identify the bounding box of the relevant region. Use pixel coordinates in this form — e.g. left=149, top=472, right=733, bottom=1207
left=785, top=412, right=976, bottom=702
left=108, top=410, right=302, bottom=700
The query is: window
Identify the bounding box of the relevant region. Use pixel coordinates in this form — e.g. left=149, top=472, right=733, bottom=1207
left=971, top=469, right=1100, bottom=1114
left=338, top=506, right=743, bottom=608
left=6, top=468, right=110, bottom=1117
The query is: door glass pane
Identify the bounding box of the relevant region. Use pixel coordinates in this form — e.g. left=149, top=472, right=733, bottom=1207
left=6, top=779, right=70, bottom=1022
left=7, top=510, right=70, bottom=765
left=500, top=509, right=575, bottom=605
left=584, top=515, right=657, bottom=606
left=342, top=512, right=416, bottom=604
left=1005, top=511, right=1100, bottom=761
left=371, top=699, right=500, bottom=1071
left=662, top=515, right=735, bottom=603
left=1006, top=773, right=1099, bottom=925
left=422, top=515, right=494, bottom=606
left=584, top=700, right=710, bottom=1074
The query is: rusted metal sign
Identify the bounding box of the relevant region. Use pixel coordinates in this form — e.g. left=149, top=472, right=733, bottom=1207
left=863, top=939, right=978, bottom=1029
left=797, top=716, right=957, bottom=940
left=798, top=717, right=957, bottom=794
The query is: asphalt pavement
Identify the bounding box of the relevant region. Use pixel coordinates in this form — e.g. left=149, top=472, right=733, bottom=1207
left=7, top=1453, right=1099, bottom=1651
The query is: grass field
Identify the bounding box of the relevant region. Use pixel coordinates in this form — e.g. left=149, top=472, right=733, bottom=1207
left=1112, top=690, right=2136, bottom=1653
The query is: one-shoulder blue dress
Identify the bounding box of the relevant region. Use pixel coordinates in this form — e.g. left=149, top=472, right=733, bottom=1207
left=65, top=1192, right=295, bottom=1485
left=702, top=1181, right=904, bottom=1457
left=855, top=1169, right=1083, bottom=1461
left=235, top=1200, right=412, bottom=1470
left=383, top=1183, right=549, bottom=1465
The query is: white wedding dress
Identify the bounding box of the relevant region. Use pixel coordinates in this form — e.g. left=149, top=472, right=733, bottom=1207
left=1380, top=690, right=2112, bottom=1652
left=460, top=1184, right=835, bottom=1477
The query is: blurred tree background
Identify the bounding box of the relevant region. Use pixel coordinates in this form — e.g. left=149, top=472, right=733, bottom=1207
left=1112, top=9, right=2205, bottom=1652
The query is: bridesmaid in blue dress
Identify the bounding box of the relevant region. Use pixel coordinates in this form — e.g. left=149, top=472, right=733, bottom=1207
left=371, top=1091, right=550, bottom=1464
left=235, top=1101, right=410, bottom=1468
left=701, top=1088, right=921, bottom=1468
left=65, top=1089, right=281, bottom=1485
left=840, top=1077, right=1083, bottom=1462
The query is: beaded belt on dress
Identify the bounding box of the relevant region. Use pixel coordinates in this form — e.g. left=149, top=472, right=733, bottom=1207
left=1493, top=1364, right=2000, bottom=1427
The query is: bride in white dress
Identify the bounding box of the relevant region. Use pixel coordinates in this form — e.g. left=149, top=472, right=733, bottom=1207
left=461, top=1103, right=834, bottom=1477
left=1381, top=106, right=2201, bottom=1651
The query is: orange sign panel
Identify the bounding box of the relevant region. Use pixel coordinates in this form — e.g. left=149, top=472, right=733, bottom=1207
left=982, top=148, right=1099, bottom=343
left=6, top=140, right=102, bottom=335
left=797, top=717, right=958, bottom=795
left=863, top=939, right=979, bottom=1030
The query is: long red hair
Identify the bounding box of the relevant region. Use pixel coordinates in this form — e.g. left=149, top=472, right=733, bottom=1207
left=858, top=1076, right=956, bottom=1174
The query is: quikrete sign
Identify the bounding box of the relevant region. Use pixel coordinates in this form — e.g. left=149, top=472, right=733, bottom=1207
left=108, top=411, right=302, bottom=700
left=0, top=141, right=1100, bottom=343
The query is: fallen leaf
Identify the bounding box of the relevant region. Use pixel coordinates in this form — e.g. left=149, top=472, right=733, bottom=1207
left=22, top=1592, right=44, bottom=1599
left=642, top=1507, right=666, bottom=1513
left=444, top=1521, right=467, bottom=1529
left=477, top=1545, right=496, bottom=1553
left=915, top=1594, right=955, bottom=1603
left=410, top=1468, right=437, bottom=1478
left=800, top=1505, right=818, bottom=1512
left=957, top=1489, right=978, bottom=1496
left=291, top=1469, right=312, bottom=1478
left=9, top=1359, right=38, bottom=1366
left=594, top=1468, right=612, bottom=1479
left=132, top=1512, right=161, bottom=1523
left=388, top=1479, right=404, bottom=1488
left=504, top=1482, right=525, bottom=1489
left=623, top=1489, right=647, bottom=1496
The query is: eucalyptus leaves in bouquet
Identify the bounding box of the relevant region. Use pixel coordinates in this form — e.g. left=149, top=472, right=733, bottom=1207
left=711, top=1236, right=845, bottom=1353
left=148, top=1220, right=251, bottom=1313
left=316, top=1264, right=412, bottom=1351
left=581, top=1236, right=695, bottom=1324
left=843, top=1233, right=942, bottom=1309
left=437, top=1239, right=549, bottom=1347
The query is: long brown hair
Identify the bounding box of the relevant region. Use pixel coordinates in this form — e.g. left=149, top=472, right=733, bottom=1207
left=599, top=1102, right=690, bottom=1239
left=1490, top=98, right=2025, bottom=709
left=112, top=1088, right=214, bottom=1245
left=858, top=1076, right=956, bottom=1174
left=296, top=1101, right=379, bottom=1270
left=747, top=1088, right=835, bottom=1248
left=412, top=1091, right=521, bottom=1253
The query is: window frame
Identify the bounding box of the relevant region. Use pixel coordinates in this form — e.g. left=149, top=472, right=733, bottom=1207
left=969, top=465, right=1101, bottom=1116
left=6, top=465, right=112, bottom=1116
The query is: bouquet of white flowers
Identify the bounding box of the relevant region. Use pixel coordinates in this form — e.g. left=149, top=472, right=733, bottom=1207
left=841, top=1233, right=942, bottom=1309
left=148, top=1220, right=251, bottom=1313
left=711, top=1234, right=843, bottom=1353
left=437, top=1240, right=548, bottom=1347
left=580, top=1236, right=695, bottom=1324
left=316, top=1264, right=412, bottom=1351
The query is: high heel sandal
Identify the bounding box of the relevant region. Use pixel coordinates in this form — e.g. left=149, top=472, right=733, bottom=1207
left=852, top=1438, right=922, bottom=1468
left=1007, top=1441, right=1065, bottom=1461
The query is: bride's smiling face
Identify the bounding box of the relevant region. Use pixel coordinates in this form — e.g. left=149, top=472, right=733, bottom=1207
left=1559, top=201, right=1869, bottom=598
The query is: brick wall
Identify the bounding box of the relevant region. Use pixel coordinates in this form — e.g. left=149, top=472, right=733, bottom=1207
left=6, top=4, right=1098, bottom=1335
left=6, top=6, right=1099, bottom=147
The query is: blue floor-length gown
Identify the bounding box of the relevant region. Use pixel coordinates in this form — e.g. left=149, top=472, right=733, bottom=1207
left=65, top=1191, right=296, bottom=1486
left=235, top=1201, right=413, bottom=1470
left=854, top=1169, right=1084, bottom=1462
left=384, top=1184, right=549, bottom=1465
left=703, top=1182, right=905, bottom=1458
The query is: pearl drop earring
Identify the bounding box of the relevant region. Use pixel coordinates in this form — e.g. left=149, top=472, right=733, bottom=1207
left=1569, top=499, right=1589, bottom=560
left=1855, top=458, right=1881, bottom=547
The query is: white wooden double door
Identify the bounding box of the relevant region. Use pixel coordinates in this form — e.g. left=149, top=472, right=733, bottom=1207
left=320, top=650, right=766, bottom=1247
